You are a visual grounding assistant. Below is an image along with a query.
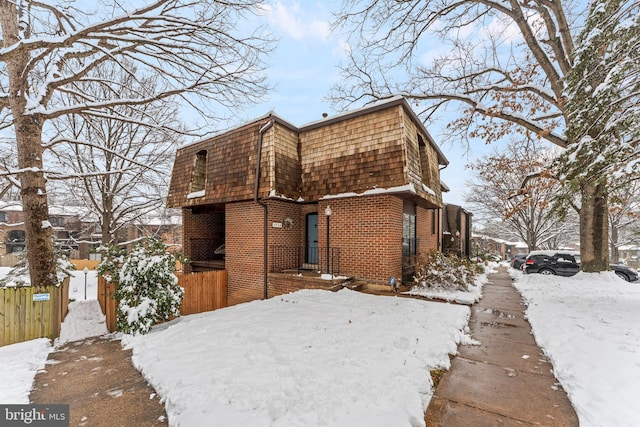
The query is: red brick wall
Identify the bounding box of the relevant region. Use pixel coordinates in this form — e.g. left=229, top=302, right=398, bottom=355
left=417, top=206, right=440, bottom=254
left=318, top=195, right=403, bottom=284
left=264, top=200, right=303, bottom=273
left=226, top=201, right=265, bottom=305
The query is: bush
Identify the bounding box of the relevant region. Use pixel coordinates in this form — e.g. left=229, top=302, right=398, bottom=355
left=97, top=243, right=127, bottom=285
left=109, top=238, right=184, bottom=335
left=413, top=250, right=477, bottom=292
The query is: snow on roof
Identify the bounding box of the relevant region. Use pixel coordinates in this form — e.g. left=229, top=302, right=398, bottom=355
left=528, top=249, right=579, bottom=257
left=0, top=203, right=23, bottom=212
left=320, top=183, right=417, bottom=200
left=619, top=244, right=640, bottom=251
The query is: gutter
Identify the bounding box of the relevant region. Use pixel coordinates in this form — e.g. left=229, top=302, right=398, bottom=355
left=255, top=118, right=275, bottom=300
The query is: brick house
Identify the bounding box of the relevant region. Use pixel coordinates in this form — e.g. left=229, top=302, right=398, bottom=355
left=442, top=204, right=473, bottom=258
left=0, top=203, right=92, bottom=257
left=167, top=96, right=449, bottom=305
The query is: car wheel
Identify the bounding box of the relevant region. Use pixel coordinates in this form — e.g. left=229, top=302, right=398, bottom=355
left=539, top=269, right=555, bottom=275
left=615, top=271, right=630, bottom=282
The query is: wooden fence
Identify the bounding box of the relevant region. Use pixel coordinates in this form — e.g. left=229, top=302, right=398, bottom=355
left=98, top=270, right=228, bottom=333
left=0, top=279, right=70, bottom=347
left=0, top=253, right=21, bottom=267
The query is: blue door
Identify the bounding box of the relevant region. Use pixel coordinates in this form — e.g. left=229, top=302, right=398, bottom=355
left=306, top=213, right=318, bottom=264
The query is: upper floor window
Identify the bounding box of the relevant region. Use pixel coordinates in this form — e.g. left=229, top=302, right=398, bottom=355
left=50, top=216, right=65, bottom=227
left=0, top=212, right=6, bottom=222
left=418, top=134, right=430, bottom=183
left=7, top=230, right=25, bottom=242
left=190, top=150, right=207, bottom=194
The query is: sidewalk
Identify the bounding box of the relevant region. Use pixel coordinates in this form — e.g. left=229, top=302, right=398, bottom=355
left=30, top=336, right=167, bottom=427
left=425, top=265, right=579, bottom=426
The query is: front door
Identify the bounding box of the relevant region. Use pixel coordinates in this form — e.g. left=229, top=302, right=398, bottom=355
left=306, top=213, right=318, bottom=264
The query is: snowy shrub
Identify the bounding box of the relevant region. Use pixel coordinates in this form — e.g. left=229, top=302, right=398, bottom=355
left=0, top=240, right=75, bottom=287
left=114, top=238, right=184, bottom=335
left=97, top=243, right=127, bottom=285
left=413, top=250, right=477, bottom=292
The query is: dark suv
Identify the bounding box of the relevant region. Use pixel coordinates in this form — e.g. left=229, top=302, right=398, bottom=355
left=524, top=251, right=579, bottom=277
left=510, top=254, right=528, bottom=269
left=524, top=250, right=639, bottom=282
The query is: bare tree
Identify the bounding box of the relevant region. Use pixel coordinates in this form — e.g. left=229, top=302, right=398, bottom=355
left=0, top=0, right=272, bottom=286
left=332, top=0, right=639, bottom=271
left=49, top=63, right=182, bottom=245
left=466, top=138, right=577, bottom=251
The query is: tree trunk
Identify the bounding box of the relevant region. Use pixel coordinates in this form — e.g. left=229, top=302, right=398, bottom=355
left=1, top=1, right=57, bottom=287
left=580, top=181, right=609, bottom=272
left=16, top=121, right=58, bottom=287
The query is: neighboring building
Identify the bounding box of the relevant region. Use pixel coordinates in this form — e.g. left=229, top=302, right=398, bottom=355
left=167, top=96, right=450, bottom=305
left=442, top=204, right=473, bottom=258
left=0, top=203, right=97, bottom=258
left=0, top=203, right=181, bottom=261
left=619, top=245, right=640, bottom=269
left=124, top=209, right=183, bottom=249
left=471, top=233, right=526, bottom=261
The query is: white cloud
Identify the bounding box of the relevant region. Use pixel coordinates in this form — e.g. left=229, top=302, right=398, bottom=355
left=484, top=15, right=522, bottom=43
left=263, top=1, right=331, bottom=42
left=333, top=39, right=351, bottom=58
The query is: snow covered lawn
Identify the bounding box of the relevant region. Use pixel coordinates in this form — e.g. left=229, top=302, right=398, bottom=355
left=512, top=269, right=640, bottom=427
left=123, top=289, right=472, bottom=427
left=0, top=338, right=51, bottom=403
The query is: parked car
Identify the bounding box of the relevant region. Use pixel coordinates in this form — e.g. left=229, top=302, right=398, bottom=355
left=523, top=250, right=639, bottom=281
left=610, top=264, right=639, bottom=282
left=523, top=251, right=579, bottom=277
left=510, top=254, right=528, bottom=269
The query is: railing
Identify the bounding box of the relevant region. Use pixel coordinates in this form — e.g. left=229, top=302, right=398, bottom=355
left=270, top=246, right=341, bottom=275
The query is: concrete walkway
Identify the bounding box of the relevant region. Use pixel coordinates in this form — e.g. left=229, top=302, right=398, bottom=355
left=425, top=266, right=579, bottom=426
left=30, top=336, right=167, bottom=427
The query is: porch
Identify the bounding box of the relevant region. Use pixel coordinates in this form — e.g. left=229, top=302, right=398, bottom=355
left=270, top=245, right=341, bottom=275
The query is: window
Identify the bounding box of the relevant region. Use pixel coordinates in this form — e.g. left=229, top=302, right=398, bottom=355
left=418, top=133, right=430, bottom=185
left=49, top=216, right=65, bottom=227
left=7, top=230, right=25, bottom=242
left=0, top=212, right=6, bottom=222
left=403, top=201, right=416, bottom=257
left=431, top=209, right=436, bottom=235
left=190, top=150, right=207, bottom=193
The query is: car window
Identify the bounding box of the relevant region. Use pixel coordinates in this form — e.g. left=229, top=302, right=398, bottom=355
left=556, top=254, right=576, bottom=263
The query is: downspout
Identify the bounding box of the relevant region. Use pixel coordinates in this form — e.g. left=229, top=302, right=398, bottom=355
left=255, top=118, right=275, bottom=300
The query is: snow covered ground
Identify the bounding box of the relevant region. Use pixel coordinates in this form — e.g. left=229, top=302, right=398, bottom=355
left=0, top=268, right=101, bottom=403
left=2, top=264, right=640, bottom=427
left=123, top=289, right=472, bottom=427
left=0, top=338, right=52, bottom=403
left=510, top=267, right=640, bottom=427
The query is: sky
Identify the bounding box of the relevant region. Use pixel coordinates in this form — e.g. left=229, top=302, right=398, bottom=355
left=182, top=1, right=489, bottom=207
